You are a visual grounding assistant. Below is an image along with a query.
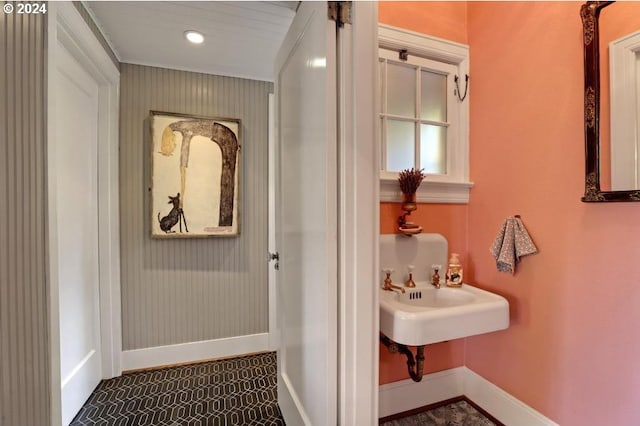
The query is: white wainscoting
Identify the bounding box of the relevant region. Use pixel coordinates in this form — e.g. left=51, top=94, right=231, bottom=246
left=121, top=333, right=270, bottom=372
left=379, top=367, right=559, bottom=426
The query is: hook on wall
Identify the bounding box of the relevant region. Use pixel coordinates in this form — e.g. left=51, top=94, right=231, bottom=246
left=454, top=74, right=469, bottom=102
left=399, top=49, right=409, bottom=61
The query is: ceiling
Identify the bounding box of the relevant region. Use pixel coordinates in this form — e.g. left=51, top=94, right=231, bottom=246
left=86, top=1, right=298, bottom=82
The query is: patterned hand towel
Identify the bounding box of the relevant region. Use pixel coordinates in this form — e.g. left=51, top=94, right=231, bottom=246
left=490, top=216, right=537, bottom=274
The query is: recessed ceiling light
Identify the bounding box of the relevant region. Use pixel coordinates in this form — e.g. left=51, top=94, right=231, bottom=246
left=185, top=30, right=204, bottom=44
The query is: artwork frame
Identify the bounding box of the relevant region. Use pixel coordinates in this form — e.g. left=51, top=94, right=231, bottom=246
left=150, top=111, right=241, bottom=237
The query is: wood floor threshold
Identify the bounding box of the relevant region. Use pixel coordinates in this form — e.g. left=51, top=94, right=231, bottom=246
left=378, top=395, right=504, bottom=426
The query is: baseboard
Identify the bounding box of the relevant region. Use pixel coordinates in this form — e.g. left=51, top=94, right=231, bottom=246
left=378, top=367, right=466, bottom=418
left=121, top=333, right=270, bottom=372
left=463, top=368, right=559, bottom=426
left=378, top=367, right=558, bottom=426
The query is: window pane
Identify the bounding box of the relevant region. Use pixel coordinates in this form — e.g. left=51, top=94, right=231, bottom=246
left=387, top=63, right=416, bottom=117
left=421, top=70, right=447, bottom=122
left=420, top=124, right=446, bottom=174
left=386, top=120, right=415, bottom=172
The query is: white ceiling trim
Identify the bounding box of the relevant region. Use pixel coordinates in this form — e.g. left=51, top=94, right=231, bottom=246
left=80, top=0, right=123, bottom=62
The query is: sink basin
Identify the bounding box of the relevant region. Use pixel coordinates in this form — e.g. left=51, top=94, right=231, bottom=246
left=399, top=287, right=475, bottom=308
left=380, top=283, right=509, bottom=346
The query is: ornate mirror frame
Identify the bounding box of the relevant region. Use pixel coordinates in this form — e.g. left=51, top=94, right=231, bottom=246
left=581, top=1, right=640, bottom=201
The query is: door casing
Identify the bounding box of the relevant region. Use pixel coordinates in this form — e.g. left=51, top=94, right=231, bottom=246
left=47, top=3, right=121, bottom=425
left=272, top=2, right=380, bottom=424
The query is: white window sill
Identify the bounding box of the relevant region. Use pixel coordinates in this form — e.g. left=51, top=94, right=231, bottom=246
left=380, top=177, right=473, bottom=204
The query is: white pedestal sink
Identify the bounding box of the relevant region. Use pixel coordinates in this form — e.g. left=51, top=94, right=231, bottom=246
left=379, top=282, right=509, bottom=346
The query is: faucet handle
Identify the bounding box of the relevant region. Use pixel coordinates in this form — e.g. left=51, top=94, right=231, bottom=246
left=405, top=264, right=416, bottom=288
left=381, top=268, right=405, bottom=293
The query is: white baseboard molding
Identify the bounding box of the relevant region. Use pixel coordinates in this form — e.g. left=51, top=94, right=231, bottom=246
left=121, top=333, right=270, bottom=372
left=463, top=368, right=559, bottom=426
left=378, top=367, right=466, bottom=418
left=379, top=367, right=558, bottom=426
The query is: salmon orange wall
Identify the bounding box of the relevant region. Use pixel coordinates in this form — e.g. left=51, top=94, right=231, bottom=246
left=379, top=2, right=640, bottom=424
left=379, top=1, right=467, bottom=44
left=378, top=2, right=469, bottom=386
left=466, top=2, right=640, bottom=425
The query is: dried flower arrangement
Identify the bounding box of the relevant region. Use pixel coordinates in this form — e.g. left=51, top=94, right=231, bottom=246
left=397, top=168, right=425, bottom=235
left=398, top=168, right=425, bottom=195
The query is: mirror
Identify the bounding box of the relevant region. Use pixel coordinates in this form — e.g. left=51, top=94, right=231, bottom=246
left=599, top=2, right=640, bottom=191
left=581, top=1, right=640, bottom=201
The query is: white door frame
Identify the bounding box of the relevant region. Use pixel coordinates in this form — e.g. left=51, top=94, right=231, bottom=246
left=267, top=93, right=279, bottom=351
left=269, top=2, right=379, bottom=423
left=47, top=3, right=121, bottom=425
left=337, top=3, right=379, bottom=424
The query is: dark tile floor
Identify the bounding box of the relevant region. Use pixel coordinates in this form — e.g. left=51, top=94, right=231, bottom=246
left=70, top=352, right=285, bottom=426
left=72, top=352, right=498, bottom=426
left=381, top=400, right=497, bottom=426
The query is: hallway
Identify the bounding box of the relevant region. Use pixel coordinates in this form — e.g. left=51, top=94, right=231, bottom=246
left=70, top=353, right=284, bottom=426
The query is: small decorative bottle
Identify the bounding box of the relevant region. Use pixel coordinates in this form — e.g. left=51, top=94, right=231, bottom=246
left=431, top=265, right=441, bottom=289
left=446, top=253, right=463, bottom=288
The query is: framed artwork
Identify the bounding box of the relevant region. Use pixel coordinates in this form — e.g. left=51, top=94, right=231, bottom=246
left=150, top=111, right=241, bottom=237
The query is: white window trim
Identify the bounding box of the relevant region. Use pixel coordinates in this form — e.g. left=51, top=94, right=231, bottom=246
left=379, top=24, right=473, bottom=203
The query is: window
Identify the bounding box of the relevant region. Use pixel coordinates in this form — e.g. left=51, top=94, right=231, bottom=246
left=379, top=25, right=472, bottom=203
left=380, top=49, right=455, bottom=174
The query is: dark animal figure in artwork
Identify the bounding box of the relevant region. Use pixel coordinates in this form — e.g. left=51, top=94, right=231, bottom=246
left=158, top=193, right=188, bottom=233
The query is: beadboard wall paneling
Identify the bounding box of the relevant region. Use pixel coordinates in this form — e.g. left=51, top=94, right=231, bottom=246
left=0, top=12, right=50, bottom=426
left=120, top=64, right=271, bottom=350
left=72, top=1, right=120, bottom=69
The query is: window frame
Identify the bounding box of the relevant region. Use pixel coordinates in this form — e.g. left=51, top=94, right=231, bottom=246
left=379, top=49, right=457, bottom=176
left=379, top=24, right=473, bottom=203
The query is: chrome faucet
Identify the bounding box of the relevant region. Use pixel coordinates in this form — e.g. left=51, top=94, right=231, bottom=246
left=382, top=268, right=405, bottom=294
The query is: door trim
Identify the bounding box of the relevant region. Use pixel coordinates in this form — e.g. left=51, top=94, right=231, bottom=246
left=336, top=3, right=379, bottom=424
left=267, top=93, right=278, bottom=351
left=47, top=3, right=121, bottom=425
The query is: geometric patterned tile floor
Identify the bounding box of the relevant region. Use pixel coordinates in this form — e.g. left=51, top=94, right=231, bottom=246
left=380, top=399, right=498, bottom=426
left=70, top=352, right=285, bottom=426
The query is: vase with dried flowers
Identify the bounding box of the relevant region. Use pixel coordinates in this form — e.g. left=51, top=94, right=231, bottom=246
left=397, top=168, right=425, bottom=235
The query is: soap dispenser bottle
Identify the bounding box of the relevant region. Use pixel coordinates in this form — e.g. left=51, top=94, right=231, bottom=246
left=446, top=253, right=463, bottom=288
